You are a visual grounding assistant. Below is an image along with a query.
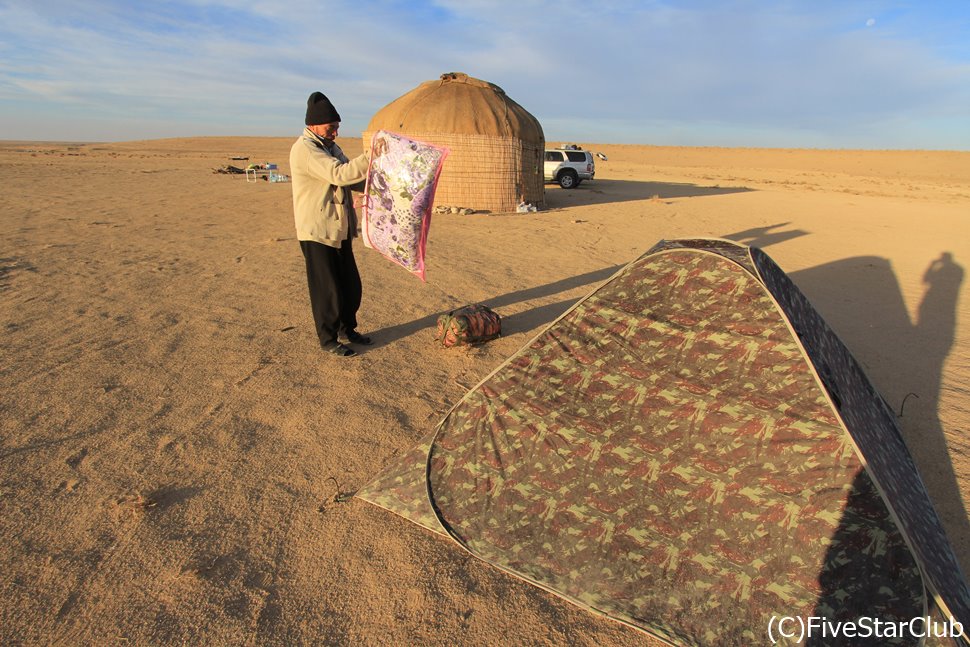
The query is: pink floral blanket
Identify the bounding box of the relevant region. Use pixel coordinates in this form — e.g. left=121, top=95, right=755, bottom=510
left=361, top=131, right=448, bottom=281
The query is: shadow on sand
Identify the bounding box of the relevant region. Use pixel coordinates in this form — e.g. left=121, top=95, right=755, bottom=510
left=791, top=252, right=968, bottom=552
left=723, top=222, right=811, bottom=249
left=765, top=248, right=967, bottom=636
left=492, top=240, right=970, bottom=632
left=369, top=264, right=626, bottom=346
left=724, top=228, right=964, bottom=541
left=453, top=232, right=967, bottom=629
left=379, top=236, right=966, bottom=567
left=543, top=178, right=752, bottom=209
left=371, top=225, right=800, bottom=346
left=372, top=230, right=967, bottom=634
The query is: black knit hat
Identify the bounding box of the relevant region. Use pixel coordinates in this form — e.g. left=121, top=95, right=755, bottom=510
left=305, top=91, right=341, bottom=125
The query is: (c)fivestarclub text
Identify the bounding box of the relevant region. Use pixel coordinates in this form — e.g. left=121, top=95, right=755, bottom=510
left=768, top=615, right=965, bottom=643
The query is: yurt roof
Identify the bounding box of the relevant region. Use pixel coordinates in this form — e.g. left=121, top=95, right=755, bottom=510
left=367, top=72, right=543, bottom=143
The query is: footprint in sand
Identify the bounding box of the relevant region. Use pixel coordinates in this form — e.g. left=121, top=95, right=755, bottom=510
left=65, top=448, right=88, bottom=469
left=55, top=479, right=80, bottom=494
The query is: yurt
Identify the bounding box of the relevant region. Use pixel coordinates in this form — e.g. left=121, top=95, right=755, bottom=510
left=363, top=72, right=545, bottom=213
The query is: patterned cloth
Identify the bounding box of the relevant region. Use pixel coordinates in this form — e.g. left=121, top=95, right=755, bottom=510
left=358, top=238, right=970, bottom=646
left=362, top=130, right=448, bottom=281
left=435, top=304, right=502, bottom=347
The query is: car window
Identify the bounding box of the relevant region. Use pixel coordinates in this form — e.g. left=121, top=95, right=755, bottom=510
left=565, top=151, right=588, bottom=162
left=545, top=151, right=564, bottom=162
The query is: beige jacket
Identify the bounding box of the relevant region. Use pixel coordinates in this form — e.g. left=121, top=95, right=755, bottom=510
left=290, top=128, right=369, bottom=247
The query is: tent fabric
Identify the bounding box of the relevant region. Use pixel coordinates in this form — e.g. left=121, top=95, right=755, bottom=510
left=751, top=248, right=970, bottom=628
left=357, top=238, right=970, bottom=645
left=363, top=72, right=545, bottom=213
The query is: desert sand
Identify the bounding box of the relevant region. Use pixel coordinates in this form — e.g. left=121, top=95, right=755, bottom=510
left=2, top=136, right=969, bottom=646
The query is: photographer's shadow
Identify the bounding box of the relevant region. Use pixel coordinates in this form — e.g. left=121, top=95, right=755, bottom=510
left=791, top=253, right=968, bottom=639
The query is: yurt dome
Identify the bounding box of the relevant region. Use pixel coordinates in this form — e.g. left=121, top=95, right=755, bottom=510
left=363, top=72, right=545, bottom=213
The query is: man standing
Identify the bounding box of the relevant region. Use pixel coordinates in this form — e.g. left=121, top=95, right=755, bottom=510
left=290, top=91, right=372, bottom=357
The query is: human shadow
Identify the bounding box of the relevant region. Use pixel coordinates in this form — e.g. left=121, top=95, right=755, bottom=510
left=791, top=254, right=969, bottom=558
left=369, top=264, right=625, bottom=346
left=543, top=178, right=752, bottom=209
left=723, top=222, right=811, bottom=249
left=786, top=253, right=969, bottom=636
left=809, top=470, right=927, bottom=645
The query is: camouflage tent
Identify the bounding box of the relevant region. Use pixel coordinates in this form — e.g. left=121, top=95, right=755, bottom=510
left=357, top=238, right=970, bottom=645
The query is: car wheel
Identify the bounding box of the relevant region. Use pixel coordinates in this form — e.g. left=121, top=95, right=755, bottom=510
left=558, top=170, right=578, bottom=189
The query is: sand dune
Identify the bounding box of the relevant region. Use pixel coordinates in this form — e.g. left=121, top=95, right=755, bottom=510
left=2, top=137, right=969, bottom=645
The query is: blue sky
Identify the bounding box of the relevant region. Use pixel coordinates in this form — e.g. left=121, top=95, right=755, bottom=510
left=1, top=0, right=968, bottom=149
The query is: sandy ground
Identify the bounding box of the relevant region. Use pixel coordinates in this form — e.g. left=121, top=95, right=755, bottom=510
left=1, top=136, right=969, bottom=646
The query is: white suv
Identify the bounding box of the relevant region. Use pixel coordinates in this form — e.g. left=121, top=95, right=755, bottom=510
left=544, top=146, right=595, bottom=189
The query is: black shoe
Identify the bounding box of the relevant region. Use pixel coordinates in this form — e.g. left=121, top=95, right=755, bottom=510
left=342, top=330, right=373, bottom=345
left=322, top=341, right=357, bottom=357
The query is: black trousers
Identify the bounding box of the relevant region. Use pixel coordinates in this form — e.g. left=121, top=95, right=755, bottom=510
left=300, top=239, right=362, bottom=345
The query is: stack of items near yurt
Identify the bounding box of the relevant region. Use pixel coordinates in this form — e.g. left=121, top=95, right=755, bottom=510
left=363, top=72, right=545, bottom=213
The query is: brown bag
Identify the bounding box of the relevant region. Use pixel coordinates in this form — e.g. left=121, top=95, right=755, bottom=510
left=435, top=304, right=501, bottom=347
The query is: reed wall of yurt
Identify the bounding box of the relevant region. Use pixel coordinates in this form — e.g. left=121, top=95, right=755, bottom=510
left=363, top=73, right=545, bottom=213
left=362, top=131, right=544, bottom=213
